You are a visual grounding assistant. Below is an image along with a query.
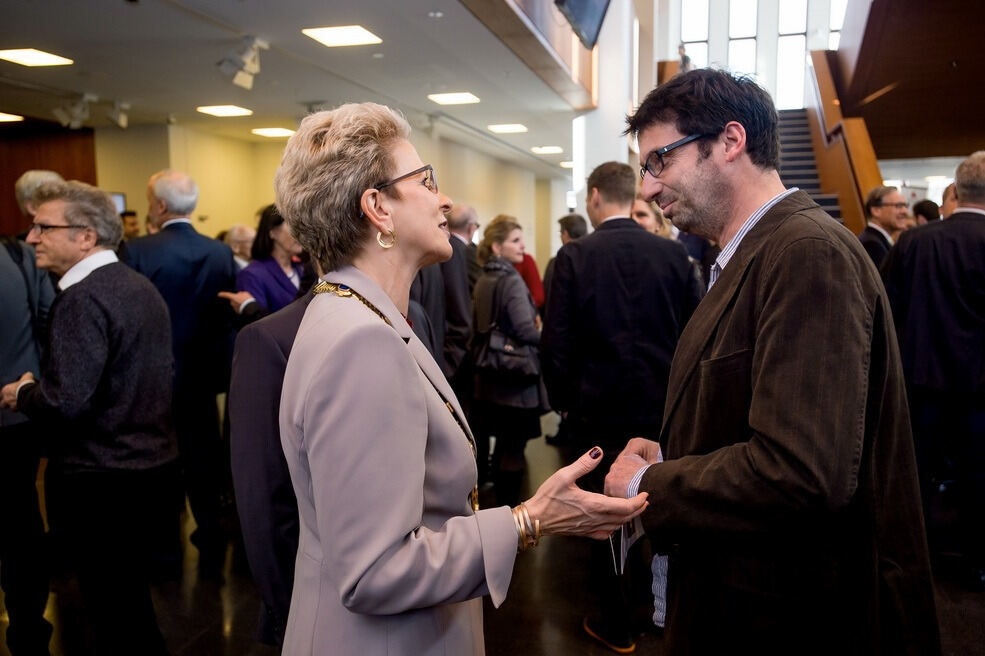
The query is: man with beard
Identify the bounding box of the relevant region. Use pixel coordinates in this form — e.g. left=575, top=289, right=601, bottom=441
left=605, top=69, right=939, bottom=654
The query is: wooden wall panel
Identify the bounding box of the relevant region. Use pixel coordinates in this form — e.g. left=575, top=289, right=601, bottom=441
left=0, top=120, right=97, bottom=236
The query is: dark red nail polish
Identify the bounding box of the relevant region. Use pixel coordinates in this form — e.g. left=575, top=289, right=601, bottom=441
left=589, top=447, right=602, bottom=459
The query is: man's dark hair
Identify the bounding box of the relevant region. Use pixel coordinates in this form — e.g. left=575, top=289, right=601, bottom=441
left=121, top=210, right=137, bottom=218
left=911, top=199, right=940, bottom=222
left=625, top=69, right=780, bottom=171
left=586, top=162, right=637, bottom=206
left=558, top=213, right=588, bottom=239
left=865, top=186, right=898, bottom=218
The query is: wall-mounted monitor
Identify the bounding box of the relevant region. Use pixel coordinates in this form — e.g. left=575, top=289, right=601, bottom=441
left=109, top=192, right=126, bottom=214
left=555, top=0, right=611, bottom=49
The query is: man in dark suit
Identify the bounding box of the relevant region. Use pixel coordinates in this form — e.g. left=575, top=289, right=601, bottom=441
left=858, top=185, right=908, bottom=268
left=541, top=161, right=702, bottom=652
left=123, top=169, right=236, bottom=570
left=882, top=150, right=985, bottom=591
left=229, top=293, right=312, bottom=646
left=442, top=205, right=475, bottom=400
left=607, top=69, right=939, bottom=654
left=449, top=204, right=482, bottom=293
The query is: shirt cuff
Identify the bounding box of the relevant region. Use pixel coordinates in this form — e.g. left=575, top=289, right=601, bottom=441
left=238, top=297, right=256, bottom=314
left=15, top=379, right=36, bottom=398
left=627, top=464, right=651, bottom=498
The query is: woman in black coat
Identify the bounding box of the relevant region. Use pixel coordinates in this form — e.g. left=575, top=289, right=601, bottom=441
left=471, top=217, right=547, bottom=505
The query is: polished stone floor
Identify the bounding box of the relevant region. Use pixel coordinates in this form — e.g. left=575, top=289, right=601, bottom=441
left=1, top=423, right=983, bottom=655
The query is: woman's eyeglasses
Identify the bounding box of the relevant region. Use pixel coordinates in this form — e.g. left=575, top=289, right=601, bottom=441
left=374, top=164, right=438, bottom=195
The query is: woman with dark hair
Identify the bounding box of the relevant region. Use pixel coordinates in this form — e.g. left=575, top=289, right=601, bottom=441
left=471, top=217, right=547, bottom=506
left=235, top=204, right=304, bottom=313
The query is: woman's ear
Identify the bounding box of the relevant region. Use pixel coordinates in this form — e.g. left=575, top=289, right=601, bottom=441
left=360, top=187, right=393, bottom=235
left=491, top=241, right=502, bottom=257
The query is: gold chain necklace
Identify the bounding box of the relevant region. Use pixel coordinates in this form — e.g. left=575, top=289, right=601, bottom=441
left=313, top=280, right=480, bottom=511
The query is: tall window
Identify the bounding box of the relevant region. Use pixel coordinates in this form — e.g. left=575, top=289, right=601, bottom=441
left=680, top=0, right=709, bottom=69
left=829, top=0, right=848, bottom=50
left=776, top=0, right=807, bottom=109
left=728, top=0, right=758, bottom=77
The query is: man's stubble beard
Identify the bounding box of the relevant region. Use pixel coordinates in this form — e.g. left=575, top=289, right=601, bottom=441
left=668, top=158, right=732, bottom=243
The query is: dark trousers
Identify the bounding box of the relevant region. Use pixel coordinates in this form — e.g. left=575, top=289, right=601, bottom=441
left=909, top=387, right=985, bottom=567
left=46, top=462, right=180, bottom=656
left=0, top=423, right=51, bottom=656
left=173, top=384, right=225, bottom=553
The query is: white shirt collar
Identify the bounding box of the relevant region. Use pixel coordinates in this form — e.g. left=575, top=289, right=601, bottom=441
left=600, top=214, right=630, bottom=225
left=866, top=220, right=894, bottom=245
left=953, top=207, right=985, bottom=218
left=710, top=188, right=798, bottom=288
left=161, top=218, right=193, bottom=229
left=58, top=249, right=118, bottom=291
left=451, top=232, right=469, bottom=245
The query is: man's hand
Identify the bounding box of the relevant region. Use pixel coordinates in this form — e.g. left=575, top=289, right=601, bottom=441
left=218, top=290, right=254, bottom=314
left=1, top=372, right=35, bottom=411
left=604, top=437, right=662, bottom=498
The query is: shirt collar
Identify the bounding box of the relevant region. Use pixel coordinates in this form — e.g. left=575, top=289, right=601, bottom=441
left=600, top=214, right=630, bottom=225
left=953, top=207, right=985, bottom=218
left=866, top=220, right=894, bottom=244
left=161, top=218, right=192, bottom=229
left=710, top=188, right=798, bottom=288
left=58, top=249, right=118, bottom=291
left=451, top=232, right=469, bottom=245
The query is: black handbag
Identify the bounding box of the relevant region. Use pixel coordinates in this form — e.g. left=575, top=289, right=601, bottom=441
left=472, top=276, right=540, bottom=378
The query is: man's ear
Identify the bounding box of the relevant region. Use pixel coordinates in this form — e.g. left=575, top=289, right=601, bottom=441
left=360, top=187, right=393, bottom=235
left=721, top=121, right=747, bottom=163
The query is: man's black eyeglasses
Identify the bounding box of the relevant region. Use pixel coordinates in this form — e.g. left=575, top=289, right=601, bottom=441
left=639, top=133, right=712, bottom=180
left=28, top=222, right=88, bottom=235
left=374, top=164, right=438, bottom=194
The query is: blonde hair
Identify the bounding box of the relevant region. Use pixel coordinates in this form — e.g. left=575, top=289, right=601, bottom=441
left=274, top=102, right=411, bottom=273
left=478, top=215, right=521, bottom=264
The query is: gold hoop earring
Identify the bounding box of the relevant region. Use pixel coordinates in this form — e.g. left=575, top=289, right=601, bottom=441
left=377, top=229, right=396, bottom=249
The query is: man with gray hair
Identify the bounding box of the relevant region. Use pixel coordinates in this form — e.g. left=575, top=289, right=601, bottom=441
left=1, top=180, right=178, bottom=654
left=448, top=203, right=482, bottom=291
left=859, top=185, right=909, bottom=268
left=224, top=223, right=256, bottom=271
left=883, top=150, right=985, bottom=591
left=123, top=169, right=236, bottom=575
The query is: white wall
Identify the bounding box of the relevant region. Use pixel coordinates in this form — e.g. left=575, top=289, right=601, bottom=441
left=94, top=124, right=170, bottom=220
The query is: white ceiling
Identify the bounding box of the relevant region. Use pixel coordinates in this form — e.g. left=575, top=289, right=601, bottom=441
left=0, top=0, right=576, bottom=178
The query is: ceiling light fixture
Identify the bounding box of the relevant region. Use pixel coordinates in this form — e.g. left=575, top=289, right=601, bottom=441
left=252, top=127, right=295, bottom=138
left=531, top=146, right=563, bottom=155
left=107, top=101, right=130, bottom=129
left=217, top=35, right=269, bottom=90
left=197, top=105, right=253, bottom=117
left=560, top=161, right=574, bottom=169
left=427, top=92, right=480, bottom=105
left=302, top=25, right=382, bottom=48
left=0, top=112, right=25, bottom=122
left=488, top=123, right=527, bottom=134
left=52, top=93, right=97, bottom=129
left=0, top=48, right=73, bottom=67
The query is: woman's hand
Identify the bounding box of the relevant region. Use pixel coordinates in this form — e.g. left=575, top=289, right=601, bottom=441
left=523, top=447, right=648, bottom=540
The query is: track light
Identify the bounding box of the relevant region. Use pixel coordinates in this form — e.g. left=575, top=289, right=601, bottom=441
left=107, top=101, right=130, bottom=129
left=217, top=35, right=269, bottom=90
left=52, top=93, right=97, bottom=129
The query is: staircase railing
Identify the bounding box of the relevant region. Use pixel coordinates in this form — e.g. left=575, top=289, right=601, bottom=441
left=805, top=50, right=883, bottom=235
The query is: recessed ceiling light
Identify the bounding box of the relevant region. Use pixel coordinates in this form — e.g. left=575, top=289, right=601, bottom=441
left=0, top=48, right=73, bottom=67
left=302, top=26, right=382, bottom=48
left=531, top=146, right=563, bottom=155
left=196, top=105, right=253, bottom=117
left=560, top=161, right=574, bottom=169
left=428, top=10, right=444, bottom=19
left=488, top=124, right=528, bottom=134
left=252, top=127, right=296, bottom=138
left=427, top=92, right=480, bottom=105
left=0, top=112, right=25, bottom=122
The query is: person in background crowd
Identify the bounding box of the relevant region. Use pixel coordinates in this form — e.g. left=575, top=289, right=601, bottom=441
left=441, top=204, right=474, bottom=405
left=14, top=170, right=64, bottom=228
left=489, top=214, right=546, bottom=310
left=472, top=218, right=548, bottom=505
left=607, top=67, right=939, bottom=655
left=2, top=180, right=178, bottom=656
left=543, top=212, right=588, bottom=309
left=882, top=150, right=985, bottom=593
left=859, top=185, right=909, bottom=268
left=225, top=223, right=257, bottom=271
left=272, top=102, right=647, bottom=655
left=941, top=182, right=958, bottom=218
left=123, top=169, right=236, bottom=576
left=448, top=204, right=482, bottom=293
left=236, top=205, right=303, bottom=315
left=631, top=193, right=676, bottom=239
left=120, top=210, right=140, bottom=240
left=542, top=161, right=702, bottom=653
left=0, top=176, right=57, bottom=656
left=912, top=199, right=941, bottom=225
left=678, top=43, right=692, bottom=73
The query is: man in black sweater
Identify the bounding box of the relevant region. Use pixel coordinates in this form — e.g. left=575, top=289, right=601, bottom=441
left=1, top=180, right=178, bottom=656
